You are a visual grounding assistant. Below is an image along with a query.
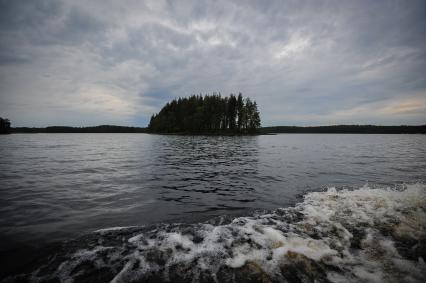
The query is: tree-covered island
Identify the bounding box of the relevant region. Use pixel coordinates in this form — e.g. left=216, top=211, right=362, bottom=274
left=148, top=93, right=261, bottom=134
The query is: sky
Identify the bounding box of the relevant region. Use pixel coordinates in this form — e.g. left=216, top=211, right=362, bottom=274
left=0, top=0, right=425, bottom=127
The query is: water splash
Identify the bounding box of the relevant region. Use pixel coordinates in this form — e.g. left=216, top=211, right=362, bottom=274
left=7, top=183, right=426, bottom=283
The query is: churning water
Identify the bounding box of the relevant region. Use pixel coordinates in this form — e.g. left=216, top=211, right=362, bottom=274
left=0, top=134, right=425, bottom=282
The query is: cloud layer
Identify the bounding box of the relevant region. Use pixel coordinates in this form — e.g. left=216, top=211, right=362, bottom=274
left=1, top=0, right=425, bottom=126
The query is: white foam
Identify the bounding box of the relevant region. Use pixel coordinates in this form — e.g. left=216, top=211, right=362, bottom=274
left=94, top=226, right=138, bottom=235
left=30, top=183, right=426, bottom=282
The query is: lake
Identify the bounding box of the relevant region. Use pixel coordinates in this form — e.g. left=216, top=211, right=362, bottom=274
left=0, top=133, right=425, bottom=282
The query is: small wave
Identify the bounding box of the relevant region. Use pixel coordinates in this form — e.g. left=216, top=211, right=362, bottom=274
left=7, top=183, right=426, bottom=283
left=94, top=226, right=140, bottom=234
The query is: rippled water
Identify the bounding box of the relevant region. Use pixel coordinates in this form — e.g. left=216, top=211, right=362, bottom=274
left=0, top=133, right=425, bottom=281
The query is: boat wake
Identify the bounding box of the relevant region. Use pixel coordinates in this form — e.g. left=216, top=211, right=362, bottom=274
left=6, top=183, right=426, bottom=283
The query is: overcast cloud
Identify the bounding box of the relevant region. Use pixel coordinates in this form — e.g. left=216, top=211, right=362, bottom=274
left=0, top=0, right=425, bottom=127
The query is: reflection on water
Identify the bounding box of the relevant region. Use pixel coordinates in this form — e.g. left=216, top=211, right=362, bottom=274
left=149, top=136, right=260, bottom=214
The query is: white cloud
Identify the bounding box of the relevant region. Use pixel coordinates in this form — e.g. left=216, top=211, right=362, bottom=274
left=274, top=35, right=311, bottom=59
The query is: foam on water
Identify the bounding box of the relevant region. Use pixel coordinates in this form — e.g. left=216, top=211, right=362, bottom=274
left=7, top=183, right=426, bottom=283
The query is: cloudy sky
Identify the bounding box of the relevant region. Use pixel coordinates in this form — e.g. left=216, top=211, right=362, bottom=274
left=0, top=0, right=425, bottom=127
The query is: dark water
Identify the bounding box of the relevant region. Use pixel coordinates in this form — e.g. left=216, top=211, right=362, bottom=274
left=0, top=134, right=425, bottom=282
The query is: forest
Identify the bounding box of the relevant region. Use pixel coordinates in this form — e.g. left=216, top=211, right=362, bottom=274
left=148, top=93, right=261, bottom=134
left=260, top=125, right=426, bottom=134
left=9, top=124, right=425, bottom=134
left=11, top=125, right=147, bottom=133
left=0, top=117, right=11, bottom=134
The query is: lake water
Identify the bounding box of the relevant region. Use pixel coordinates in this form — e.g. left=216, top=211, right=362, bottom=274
left=0, top=134, right=425, bottom=282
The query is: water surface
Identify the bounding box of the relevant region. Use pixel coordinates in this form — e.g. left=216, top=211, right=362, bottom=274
left=0, top=134, right=425, bottom=281
left=0, top=134, right=425, bottom=246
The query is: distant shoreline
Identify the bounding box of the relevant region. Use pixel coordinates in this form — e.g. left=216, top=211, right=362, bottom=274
left=7, top=125, right=426, bottom=134
left=260, top=125, right=426, bottom=134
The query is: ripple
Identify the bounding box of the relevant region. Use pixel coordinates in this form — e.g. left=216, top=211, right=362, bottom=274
left=0, top=133, right=425, bottom=267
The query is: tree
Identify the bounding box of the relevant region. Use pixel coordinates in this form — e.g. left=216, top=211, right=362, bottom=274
left=237, top=93, right=244, bottom=130
left=0, top=117, right=11, bottom=134
left=249, top=101, right=261, bottom=133
left=227, top=94, right=237, bottom=130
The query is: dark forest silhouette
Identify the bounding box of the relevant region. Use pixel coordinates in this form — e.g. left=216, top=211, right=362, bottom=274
left=148, top=93, right=261, bottom=134
left=12, top=125, right=147, bottom=133
left=10, top=124, right=425, bottom=134
left=0, top=117, right=11, bottom=134
left=260, top=125, right=426, bottom=134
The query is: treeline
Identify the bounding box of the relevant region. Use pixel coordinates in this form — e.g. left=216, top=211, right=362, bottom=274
left=12, top=125, right=147, bottom=133
left=261, top=125, right=426, bottom=134
left=7, top=125, right=426, bottom=134
left=148, top=93, right=261, bottom=134
left=0, top=117, right=11, bottom=134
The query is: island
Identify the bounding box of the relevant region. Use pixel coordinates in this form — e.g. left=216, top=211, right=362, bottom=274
left=148, top=93, right=261, bottom=134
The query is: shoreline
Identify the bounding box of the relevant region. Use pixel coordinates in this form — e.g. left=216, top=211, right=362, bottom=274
left=6, top=124, right=426, bottom=135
